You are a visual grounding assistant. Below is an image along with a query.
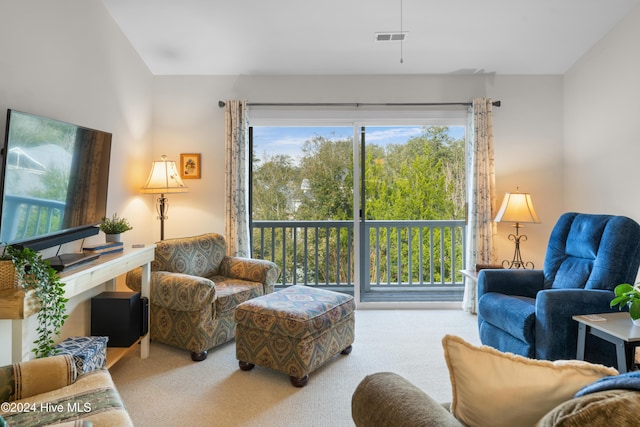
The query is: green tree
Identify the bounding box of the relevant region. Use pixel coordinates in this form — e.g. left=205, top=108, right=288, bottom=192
left=368, top=126, right=465, bottom=220
left=251, top=125, right=466, bottom=286
left=252, top=126, right=465, bottom=222
left=252, top=154, right=300, bottom=220
left=361, top=126, right=465, bottom=284
left=295, top=136, right=353, bottom=220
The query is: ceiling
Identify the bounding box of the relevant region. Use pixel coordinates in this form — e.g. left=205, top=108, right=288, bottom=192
left=101, top=0, right=639, bottom=76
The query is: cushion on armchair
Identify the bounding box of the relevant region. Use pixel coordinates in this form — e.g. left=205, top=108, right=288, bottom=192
left=545, top=214, right=639, bottom=291
left=0, top=355, right=77, bottom=402
left=1, top=357, right=133, bottom=426
left=151, top=233, right=227, bottom=277
left=537, top=389, right=640, bottom=427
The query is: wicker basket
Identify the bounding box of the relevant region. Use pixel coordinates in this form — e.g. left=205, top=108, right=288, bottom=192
left=0, top=260, right=19, bottom=290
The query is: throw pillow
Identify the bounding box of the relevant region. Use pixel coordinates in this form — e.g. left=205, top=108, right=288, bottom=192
left=537, top=389, right=640, bottom=427
left=442, top=335, right=618, bottom=427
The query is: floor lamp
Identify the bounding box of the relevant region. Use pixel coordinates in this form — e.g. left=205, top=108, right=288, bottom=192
left=494, top=190, right=540, bottom=269
left=140, top=155, right=188, bottom=241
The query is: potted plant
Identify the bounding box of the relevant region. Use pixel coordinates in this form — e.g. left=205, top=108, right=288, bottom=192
left=100, top=213, right=133, bottom=242
left=3, top=245, right=68, bottom=358
left=610, top=283, right=640, bottom=326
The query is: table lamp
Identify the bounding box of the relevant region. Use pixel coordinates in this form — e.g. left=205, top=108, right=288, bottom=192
left=140, top=155, right=188, bottom=240
left=494, top=190, right=540, bottom=269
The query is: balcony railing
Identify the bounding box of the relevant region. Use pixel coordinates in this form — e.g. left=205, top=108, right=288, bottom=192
left=251, top=219, right=466, bottom=299
left=0, top=194, right=64, bottom=242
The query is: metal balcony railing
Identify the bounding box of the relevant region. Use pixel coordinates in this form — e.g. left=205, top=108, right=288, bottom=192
left=251, top=220, right=466, bottom=298
left=0, top=194, right=65, bottom=242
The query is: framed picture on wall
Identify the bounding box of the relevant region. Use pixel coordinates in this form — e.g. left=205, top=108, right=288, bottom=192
left=180, top=153, right=201, bottom=179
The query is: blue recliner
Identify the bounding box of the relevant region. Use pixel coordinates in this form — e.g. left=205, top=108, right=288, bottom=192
left=477, top=212, right=640, bottom=367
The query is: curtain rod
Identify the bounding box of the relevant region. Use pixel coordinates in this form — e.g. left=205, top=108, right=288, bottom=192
left=218, top=100, right=501, bottom=108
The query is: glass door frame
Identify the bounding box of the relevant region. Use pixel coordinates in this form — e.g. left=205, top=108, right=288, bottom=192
left=249, top=106, right=468, bottom=308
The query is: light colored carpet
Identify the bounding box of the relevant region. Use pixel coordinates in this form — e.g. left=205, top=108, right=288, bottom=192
left=109, top=309, right=480, bottom=427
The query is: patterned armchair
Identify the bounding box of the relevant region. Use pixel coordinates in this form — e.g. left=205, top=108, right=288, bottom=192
left=126, top=233, right=280, bottom=361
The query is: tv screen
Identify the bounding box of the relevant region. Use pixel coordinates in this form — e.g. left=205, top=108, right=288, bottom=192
left=0, top=109, right=112, bottom=251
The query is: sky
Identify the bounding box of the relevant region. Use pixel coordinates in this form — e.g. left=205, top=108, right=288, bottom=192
left=253, top=125, right=466, bottom=161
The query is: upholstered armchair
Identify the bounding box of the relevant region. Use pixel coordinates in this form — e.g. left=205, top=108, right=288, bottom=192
left=126, top=233, right=280, bottom=361
left=477, top=212, right=640, bottom=367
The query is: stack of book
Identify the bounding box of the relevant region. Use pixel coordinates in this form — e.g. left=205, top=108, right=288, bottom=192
left=83, top=241, right=124, bottom=256
left=475, top=263, right=504, bottom=272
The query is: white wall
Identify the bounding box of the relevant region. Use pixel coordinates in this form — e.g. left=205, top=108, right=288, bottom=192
left=0, top=0, right=154, bottom=249
left=0, top=0, right=153, bottom=363
left=152, top=74, right=564, bottom=267
left=564, top=5, right=640, bottom=221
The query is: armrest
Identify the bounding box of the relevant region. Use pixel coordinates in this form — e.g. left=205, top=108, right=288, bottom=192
left=478, top=269, right=544, bottom=299
left=149, top=272, right=217, bottom=311
left=536, top=288, right=616, bottom=316
left=535, top=288, right=616, bottom=360
left=125, top=267, right=143, bottom=292
left=352, top=372, right=463, bottom=427
left=126, top=269, right=216, bottom=311
left=219, top=257, right=280, bottom=293
left=0, top=355, right=77, bottom=402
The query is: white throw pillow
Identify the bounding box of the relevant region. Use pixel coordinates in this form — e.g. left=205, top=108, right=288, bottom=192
left=442, top=335, right=618, bottom=427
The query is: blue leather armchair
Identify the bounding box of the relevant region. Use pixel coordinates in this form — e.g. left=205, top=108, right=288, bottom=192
left=477, top=212, right=640, bottom=366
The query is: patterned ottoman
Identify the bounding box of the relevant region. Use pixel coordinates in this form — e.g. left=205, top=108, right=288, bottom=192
left=234, top=285, right=355, bottom=387
left=54, top=336, right=108, bottom=374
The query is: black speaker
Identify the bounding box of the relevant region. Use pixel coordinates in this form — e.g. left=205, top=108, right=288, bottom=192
left=140, top=296, right=149, bottom=336
left=91, top=291, right=144, bottom=347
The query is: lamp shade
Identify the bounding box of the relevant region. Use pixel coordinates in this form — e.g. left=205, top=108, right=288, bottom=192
left=494, top=192, right=540, bottom=223
left=140, top=155, right=188, bottom=194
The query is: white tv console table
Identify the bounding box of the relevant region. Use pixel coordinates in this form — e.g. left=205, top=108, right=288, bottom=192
left=5, top=245, right=155, bottom=363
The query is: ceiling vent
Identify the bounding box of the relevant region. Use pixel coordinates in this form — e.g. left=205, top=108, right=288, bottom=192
left=374, top=32, right=407, bottom=42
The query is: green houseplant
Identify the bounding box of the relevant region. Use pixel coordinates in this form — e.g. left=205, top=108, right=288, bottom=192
left=100, top=213, right=133, bottom=242
left=610, top=283, right=640, bottom=326
left=3, top=245, right=69, bottom=358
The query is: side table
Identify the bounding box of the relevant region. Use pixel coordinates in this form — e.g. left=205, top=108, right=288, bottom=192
left=1, top=245, right=154, bottom=365
left=460, top=269, right=479, bottom=284
left=460, top=270, right=478, bottom=282
left=573, top=312, right=640, bottom=373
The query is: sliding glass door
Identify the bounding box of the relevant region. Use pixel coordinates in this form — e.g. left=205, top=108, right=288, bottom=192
left=358, top=124, right=467, bottom=302
left=249, top=107, right=468, bottom=303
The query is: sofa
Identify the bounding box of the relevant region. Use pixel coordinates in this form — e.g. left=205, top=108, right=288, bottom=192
left=0, top=355, right=133, bottom=427
left=126, top=233, right=280, bottom=361
left=352, top=335, right=640, bottom=427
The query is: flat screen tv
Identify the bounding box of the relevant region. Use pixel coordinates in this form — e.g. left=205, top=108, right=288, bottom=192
left=0, top=109, right=112, bottom=253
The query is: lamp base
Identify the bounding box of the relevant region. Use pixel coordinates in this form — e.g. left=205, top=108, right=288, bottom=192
left=501, top=232, right=534, bottom=269
left=156, top=194, right=168, bottom=241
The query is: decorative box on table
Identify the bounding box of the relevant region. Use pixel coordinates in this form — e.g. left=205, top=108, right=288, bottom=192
left=54, top=336, right=108, bottom=374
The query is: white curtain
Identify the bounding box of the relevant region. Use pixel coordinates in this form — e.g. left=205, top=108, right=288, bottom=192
left=462, top=98, right=498, bottom=313
left=224, top=100, right=251, bottom=257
